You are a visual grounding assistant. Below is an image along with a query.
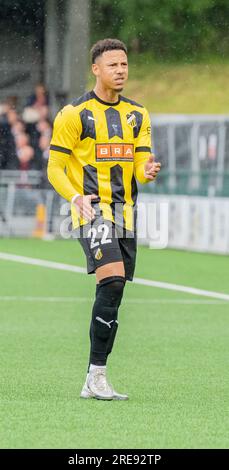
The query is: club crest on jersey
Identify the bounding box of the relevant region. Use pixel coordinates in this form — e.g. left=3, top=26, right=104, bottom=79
left=94, top=248, right=103, bottom=260
left=126, top=113, right=137, bottom=128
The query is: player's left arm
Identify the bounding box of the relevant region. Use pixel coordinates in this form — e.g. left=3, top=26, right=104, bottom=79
left=134, top=108, right=161, bottom=184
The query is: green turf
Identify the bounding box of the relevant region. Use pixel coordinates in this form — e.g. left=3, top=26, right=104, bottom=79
left=0, top=238, right=229, bottom=448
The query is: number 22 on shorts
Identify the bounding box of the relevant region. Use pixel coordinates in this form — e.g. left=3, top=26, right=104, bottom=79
left=87, top=223, right=112, bottom=249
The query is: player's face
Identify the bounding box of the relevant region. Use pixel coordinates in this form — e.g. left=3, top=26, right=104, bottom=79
left=92, top=50, right=128, bottom=92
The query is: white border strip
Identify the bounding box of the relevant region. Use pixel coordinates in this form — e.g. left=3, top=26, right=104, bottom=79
left=0, top=252, right=229, bottom=301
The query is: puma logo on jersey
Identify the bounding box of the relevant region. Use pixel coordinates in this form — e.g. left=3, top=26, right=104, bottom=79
left=88, top=116, right=97, bottom=121
left=96, top=316, right=114, bottom=329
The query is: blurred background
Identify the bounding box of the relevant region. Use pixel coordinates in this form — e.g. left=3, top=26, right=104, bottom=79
left=0, top=0, right=229, bottom=253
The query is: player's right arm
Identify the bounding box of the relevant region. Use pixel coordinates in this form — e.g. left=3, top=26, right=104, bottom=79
left=47, top=105, right=79, bottom=201
left=47, top=106, right=97, bottom=220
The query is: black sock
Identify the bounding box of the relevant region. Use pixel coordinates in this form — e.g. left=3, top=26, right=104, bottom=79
left=87, top=284, right=99, bottom=373
left=106, top=317, right=119, bottom=357
left=88, top=276, right=125, bottom=368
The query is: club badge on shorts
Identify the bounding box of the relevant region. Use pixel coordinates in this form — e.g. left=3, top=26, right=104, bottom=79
left=94, top=248, right=103, bottom=260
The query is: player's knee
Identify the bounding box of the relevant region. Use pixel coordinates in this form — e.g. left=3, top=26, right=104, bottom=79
left=98, top=276, right=125, bottom=307
left=108, top=279, right=125, bottom=302
left=91, top=276, right=125, bottom=344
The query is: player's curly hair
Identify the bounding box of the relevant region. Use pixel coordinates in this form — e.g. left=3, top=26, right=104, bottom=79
left=91, top=38, right=127, bottom=64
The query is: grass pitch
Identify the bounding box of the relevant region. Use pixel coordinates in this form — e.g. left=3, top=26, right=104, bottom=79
left=0, top=238, right=228, bottom=448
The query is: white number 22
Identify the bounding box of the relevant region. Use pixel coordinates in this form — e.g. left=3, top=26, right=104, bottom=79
left=88, top=224, right=112, bottom=249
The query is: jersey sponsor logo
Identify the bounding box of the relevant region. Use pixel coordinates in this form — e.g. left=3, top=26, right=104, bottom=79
left=96, top=143, right=134, bottom=162
left=126, top=112, right=137, bottom=128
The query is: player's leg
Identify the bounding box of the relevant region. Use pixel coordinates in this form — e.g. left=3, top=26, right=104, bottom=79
left=85, top=261, right=127, bottom=399
left=79, top=225, right=137, bottom=400
left=101, top=236, right=137, bottom=365
left=81, top=260, right=128, bottom=400
left=89, top=261, right=125, bottom=364
left=78, top=220, right=128, bottom=399
left=94, top=262, right=125, bottom=360
left=95, top=260, right=125, bottom=281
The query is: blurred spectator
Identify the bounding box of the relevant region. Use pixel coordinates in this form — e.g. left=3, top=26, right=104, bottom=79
left=0, top=96, right=18, bottom=118
left=22, top=107, right=41, bottom=123
left=36, top=119, right=52, bottom=139
left=5, top=95, right=18, bottom=110
left=0, top=101, right=17, bottom=168
left=11, top=120, right=26, bottom=137
left=8, top=132, right=36, bottom=170
left=39, top=134, right=50, bottom=164
left=17, top=145, right=35, bottom=171
left=0, top=89, right=52, bottom=186
left=6, top=109, right=19, bottom=126
left=23, top=83, right=49, bottom=123
left=26, top=83, right=49, bottom=108
left=15, top=133, right=29, bottom=149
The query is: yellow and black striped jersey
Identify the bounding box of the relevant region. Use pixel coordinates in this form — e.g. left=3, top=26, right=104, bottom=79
left=48, top=90, right=152, bottom=230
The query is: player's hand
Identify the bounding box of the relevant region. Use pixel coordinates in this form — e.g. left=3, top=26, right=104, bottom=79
left=144, top=154, right=161, bottom=180
left=73, top=194, right=98, bottom=221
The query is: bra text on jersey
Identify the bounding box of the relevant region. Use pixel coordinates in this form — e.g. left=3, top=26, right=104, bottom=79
left=95, top=143, right=134, bottom=162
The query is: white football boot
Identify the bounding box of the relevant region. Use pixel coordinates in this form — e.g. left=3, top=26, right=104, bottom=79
left=80, top=370, right=129, bottom=401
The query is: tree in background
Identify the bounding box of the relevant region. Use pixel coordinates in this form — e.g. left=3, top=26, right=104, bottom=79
left=91, top=0, right=229, bottom=60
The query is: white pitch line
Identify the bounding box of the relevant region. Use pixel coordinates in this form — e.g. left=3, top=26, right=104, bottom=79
left=0, top=296, right=90, bottom=302
left=133, top=277, right=229, bottom=301
left=0, top=252, right=86, bottom=274
left=0, top=251, right=229, bottom=302
left=0, top=296, right=228, bottom=305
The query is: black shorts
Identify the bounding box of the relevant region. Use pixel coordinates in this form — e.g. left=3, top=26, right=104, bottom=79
left=74, top=215, right=137, bottom=281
